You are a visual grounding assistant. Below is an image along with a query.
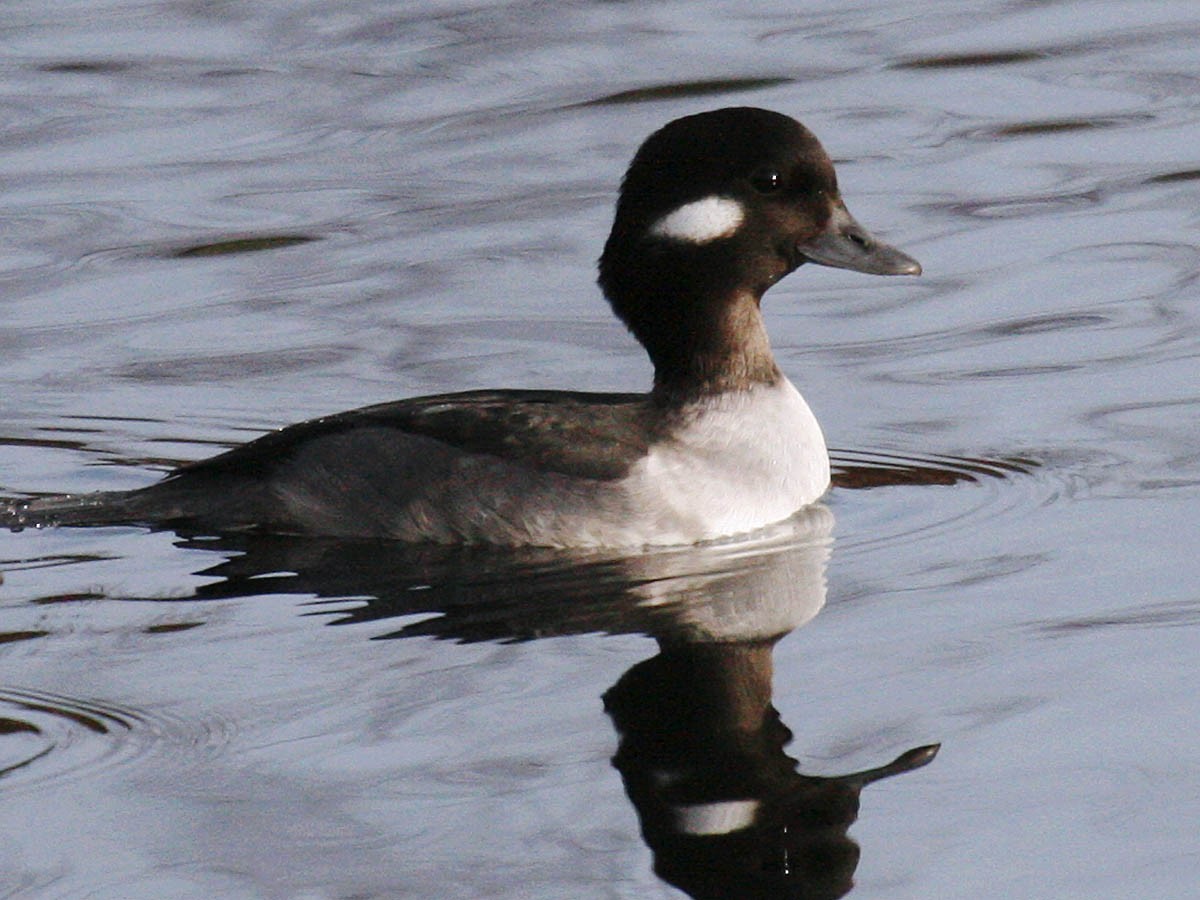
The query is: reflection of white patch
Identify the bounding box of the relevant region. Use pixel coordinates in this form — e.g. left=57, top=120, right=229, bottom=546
left=674, top=799, right=760, bottom=835
left=649, top=196, right=745, bottom=243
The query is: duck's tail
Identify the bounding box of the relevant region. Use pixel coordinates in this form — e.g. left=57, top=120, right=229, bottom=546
left=4, top=467, right=278, bottom=532
left=3, top=489, right=155, bottom=530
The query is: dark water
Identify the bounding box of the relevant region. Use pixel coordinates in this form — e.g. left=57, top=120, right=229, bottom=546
left=2, top=1, right=1199, bottom=897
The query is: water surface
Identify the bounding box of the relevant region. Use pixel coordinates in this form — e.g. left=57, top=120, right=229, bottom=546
left=2, top=1, right=1200, bottom=897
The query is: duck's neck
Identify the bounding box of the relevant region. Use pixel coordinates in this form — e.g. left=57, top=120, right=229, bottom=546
left=598, top=229, right=788, bottom=403
left=616, top=287, right=782, bottom=405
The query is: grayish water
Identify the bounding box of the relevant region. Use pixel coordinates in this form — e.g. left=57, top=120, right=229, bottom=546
left=2, top=1, right=1199, bottom=897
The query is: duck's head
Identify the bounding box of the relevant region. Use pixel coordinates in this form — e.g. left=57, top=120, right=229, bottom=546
left=597, top=107, right=920, bottom=395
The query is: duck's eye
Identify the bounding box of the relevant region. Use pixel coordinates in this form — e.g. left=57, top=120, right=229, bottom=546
left=750, top=168, right=782, bottom=194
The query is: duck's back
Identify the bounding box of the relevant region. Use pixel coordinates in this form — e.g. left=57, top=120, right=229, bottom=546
left=7, top=390, right=658, bottom=544
left=6, top=383, right=828, bottom=547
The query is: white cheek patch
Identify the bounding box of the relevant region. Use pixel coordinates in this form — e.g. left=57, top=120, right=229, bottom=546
left=649, top=196, right=745, bottom=244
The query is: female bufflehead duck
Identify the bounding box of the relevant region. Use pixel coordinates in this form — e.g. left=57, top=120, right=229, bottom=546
left=5, top=107, right=919, bottom=547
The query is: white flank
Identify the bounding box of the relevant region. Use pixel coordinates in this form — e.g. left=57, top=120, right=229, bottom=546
left=649, top=196, right=745, bottom=243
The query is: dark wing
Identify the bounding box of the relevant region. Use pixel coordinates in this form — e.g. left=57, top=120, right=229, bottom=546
left=3, top=390, right=662, bottom=532
left=169, top=388, right=660, bottom=483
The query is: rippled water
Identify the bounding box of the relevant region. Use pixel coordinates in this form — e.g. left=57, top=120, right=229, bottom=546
left=2, top=1, right=1199, bottom=897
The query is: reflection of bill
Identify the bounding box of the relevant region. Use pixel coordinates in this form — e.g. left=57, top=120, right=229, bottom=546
left=605, top=641, right=937, bottom=900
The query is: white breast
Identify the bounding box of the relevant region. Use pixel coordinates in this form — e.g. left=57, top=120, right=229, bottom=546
left=620, top=379, right=830, bottom=544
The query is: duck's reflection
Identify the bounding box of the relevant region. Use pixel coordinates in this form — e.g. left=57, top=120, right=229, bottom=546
left=171, top=504, right=935, bottom=898
left=606, top=640, right=936, bottom=899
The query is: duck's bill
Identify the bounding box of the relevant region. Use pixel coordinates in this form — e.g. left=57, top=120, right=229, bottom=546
left=797, top=203, right=921, bottom=276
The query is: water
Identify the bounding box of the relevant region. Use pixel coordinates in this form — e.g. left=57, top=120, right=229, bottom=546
left=2, top=1, right=1199, bottom=896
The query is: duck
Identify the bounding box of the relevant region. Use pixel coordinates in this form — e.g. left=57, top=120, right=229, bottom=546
left=4, top=107, right=920, bottom=547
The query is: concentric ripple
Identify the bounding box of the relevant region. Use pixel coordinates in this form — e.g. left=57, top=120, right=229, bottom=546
left=831, top=449, right=1037, bottom=489
left=0, top=687, right=230, bottom=793
left=828, top=448, right=1058, bottom=557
